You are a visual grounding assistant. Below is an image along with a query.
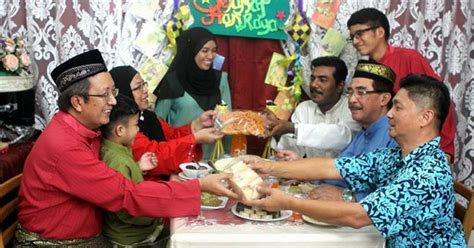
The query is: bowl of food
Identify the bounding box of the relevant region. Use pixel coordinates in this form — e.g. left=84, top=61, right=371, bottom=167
left=179, top=162, right=212, bottom=179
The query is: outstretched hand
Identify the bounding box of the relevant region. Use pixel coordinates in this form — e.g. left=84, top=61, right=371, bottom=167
left=276, top=150, right=300, bottom=161
left=194, top=127, right=224, bottom=144
left=138, top=152, right=158, bottom=172
left=199, top=173, right=239, bottom=199
left=241, top=185, right=292, bottom=212
left=192, top=110, right=216, bottom=132
left=242, top=158, right=274, bottom=177
left=262, top=109, right=293, bottom=137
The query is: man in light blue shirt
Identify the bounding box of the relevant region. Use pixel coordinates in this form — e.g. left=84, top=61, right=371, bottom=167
left=309, top=60, right=398, bottom=201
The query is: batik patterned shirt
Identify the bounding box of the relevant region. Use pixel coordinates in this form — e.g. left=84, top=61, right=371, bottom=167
left=335, top=137, right=465, bottom=247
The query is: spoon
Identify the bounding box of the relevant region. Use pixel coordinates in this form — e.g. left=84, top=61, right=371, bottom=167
left=193, top=159, right=208, bottom=170
left=207, top=160, right=218, bottom=171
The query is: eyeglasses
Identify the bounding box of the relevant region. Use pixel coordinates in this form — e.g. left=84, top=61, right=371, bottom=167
left=131, top=81, right=148, bottom=91
left=86, top=88, right=119, bottom=100
left=345, top=88, right=382, bottom=98
left=347, top=26, right=380, bottom=42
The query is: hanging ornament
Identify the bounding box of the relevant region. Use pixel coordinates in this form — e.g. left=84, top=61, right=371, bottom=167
left=164, top=5, right=191, bottom=56
left=286, top=11, right=311, bottom=48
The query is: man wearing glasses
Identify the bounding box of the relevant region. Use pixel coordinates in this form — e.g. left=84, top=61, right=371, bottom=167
left=347, top=7, right=455, bottom=163
left=308, top=60, right=398, bottom=202
left=16, top=50, right=237, bottom=246
left=245, top=74, right=464, bottom=247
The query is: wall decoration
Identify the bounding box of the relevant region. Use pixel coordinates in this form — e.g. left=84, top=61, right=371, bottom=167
left=139, top=57, right=169, bottom=106
left=264, top=53, right=289, bottom=87
left=311, top=0, right=340, bottom=29
left=189, top=0, right=290, bottom=40
left=134, top=21, right=166, bottom=57
left=319, top=28, right=346, bottom=56
left=129, top=0, right=160, bottom=20
left=164, top=5, right=191, bottom=55
left=286, top=11, right=311, bottom=48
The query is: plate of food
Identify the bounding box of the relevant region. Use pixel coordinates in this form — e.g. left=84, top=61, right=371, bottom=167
left=302, top=215, right=338, bottom=227
left=231, top=202, right=292, bottom=222
left=201, top=192, right=228, bottom=210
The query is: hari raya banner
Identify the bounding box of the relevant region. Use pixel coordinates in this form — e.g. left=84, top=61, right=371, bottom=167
left=189, top=0, right=290, bottom=40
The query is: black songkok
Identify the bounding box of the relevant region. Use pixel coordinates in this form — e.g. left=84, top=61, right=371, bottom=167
left=51, top=49, right=107, bottom=92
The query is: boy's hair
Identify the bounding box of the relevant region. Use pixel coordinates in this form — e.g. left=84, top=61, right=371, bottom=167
left=347, top=8, right=390, bottom=41
left=311, top=56, right=348, bottom=84
left=399, top=74, right=450, bottom=131
left=101, top=95, right=139, bottom=138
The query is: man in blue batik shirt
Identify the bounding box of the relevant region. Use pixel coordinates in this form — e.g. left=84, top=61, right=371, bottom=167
left=245, top=74, right=465, bottom=247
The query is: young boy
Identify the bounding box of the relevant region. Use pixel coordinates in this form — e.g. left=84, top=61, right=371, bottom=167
left=100, top=95, right=166, bottom=247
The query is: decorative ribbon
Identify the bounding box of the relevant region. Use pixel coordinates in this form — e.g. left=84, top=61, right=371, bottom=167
left=164, top=5, right=191, bottom=56
left=173, top=0, right=179, bottom=13
left=297, top=0, right=304, bottom=14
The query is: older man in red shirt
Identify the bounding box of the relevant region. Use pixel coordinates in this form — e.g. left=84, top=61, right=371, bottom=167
left=346, top=8, right=456, bottom=163
left=16, top=50, right=237, bottom=246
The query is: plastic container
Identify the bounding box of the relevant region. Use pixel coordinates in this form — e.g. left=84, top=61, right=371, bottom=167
left=231, top=134, right=247, bottom=157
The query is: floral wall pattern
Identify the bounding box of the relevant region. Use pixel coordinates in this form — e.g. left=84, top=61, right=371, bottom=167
left=0, top=0, right=472, bottom=185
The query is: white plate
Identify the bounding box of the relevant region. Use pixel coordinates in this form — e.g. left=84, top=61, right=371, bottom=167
left=231, top=204, right=292, bottom=222
left=178, top=172, right=194, bottom=181
left=201, top=197, right=228, bottom=210
left=302, top=215, right=338, bottom=227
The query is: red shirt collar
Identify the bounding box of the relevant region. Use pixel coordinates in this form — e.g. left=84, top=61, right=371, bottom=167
left=56, top=111, right=101, bottom=140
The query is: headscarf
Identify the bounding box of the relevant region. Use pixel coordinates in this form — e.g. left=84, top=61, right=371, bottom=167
left=154, top=27, right=222, bottom=110
left=110, top=66, right=166, bottom=142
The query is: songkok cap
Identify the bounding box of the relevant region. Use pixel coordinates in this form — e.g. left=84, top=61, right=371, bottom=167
left=353, top=60, right=396, bottom=86
left=51, top=49, right=108, bottom=92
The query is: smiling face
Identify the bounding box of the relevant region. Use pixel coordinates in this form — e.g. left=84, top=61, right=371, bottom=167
left=121, top=113, right=140, bottom=146
left=309, top=66, right=344, bottom=112
left=130, top=73, right=149, bottom=111
left=80, top=72, right=117, bottom=129
left=194, top=40, right=217, bottom=70
left=349, top=24, right=385, bottom=57
left=348, top=77, right=390, bottom=128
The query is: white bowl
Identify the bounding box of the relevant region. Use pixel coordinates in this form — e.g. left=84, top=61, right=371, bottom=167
left=179, top=162, right=212, bottom=179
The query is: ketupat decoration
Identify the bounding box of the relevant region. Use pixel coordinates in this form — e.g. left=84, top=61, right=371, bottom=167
left=164, top=5, right=191, bottom=56
left=286, top=10, right=311, bottom=48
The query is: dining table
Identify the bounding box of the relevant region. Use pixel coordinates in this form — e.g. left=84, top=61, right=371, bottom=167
left=169, top=197, right=385, bottom=248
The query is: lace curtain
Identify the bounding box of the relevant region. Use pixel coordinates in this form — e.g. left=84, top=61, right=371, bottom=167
left=1, top=0, right=472, bottom=184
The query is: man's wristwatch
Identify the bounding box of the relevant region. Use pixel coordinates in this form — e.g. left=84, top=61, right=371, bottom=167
left=342, top=189, right=354, bottom=202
